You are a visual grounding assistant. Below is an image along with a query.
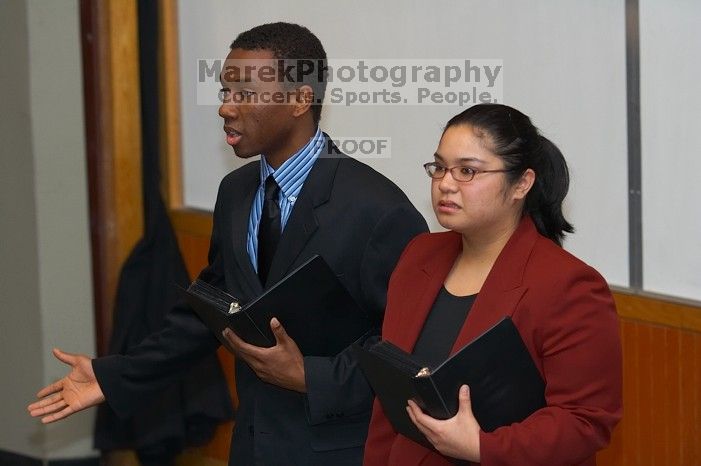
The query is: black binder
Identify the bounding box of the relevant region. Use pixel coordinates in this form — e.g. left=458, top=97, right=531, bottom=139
left=354, top=317, right=545, bottom=448
left=181, top=255, right=370, bottom=357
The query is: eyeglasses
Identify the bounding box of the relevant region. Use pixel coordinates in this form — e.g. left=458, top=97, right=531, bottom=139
left=423, top=162, right=514, bottom=182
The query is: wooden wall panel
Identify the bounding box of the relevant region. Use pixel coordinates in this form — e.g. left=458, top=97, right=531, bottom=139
left=664, top=326, right=681, bottom=464
left=597, top=318, right=701, bottom=466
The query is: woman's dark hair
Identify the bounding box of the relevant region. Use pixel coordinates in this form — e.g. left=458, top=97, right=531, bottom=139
left=444, top=103, right=574, bottom=245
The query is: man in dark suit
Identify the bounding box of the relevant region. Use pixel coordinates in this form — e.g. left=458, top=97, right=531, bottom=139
left=28, top=22, right=427, bottom=465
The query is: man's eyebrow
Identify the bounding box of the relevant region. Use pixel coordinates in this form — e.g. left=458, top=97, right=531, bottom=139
left=220, top=75, right=244, bottom=83
left=219, top=67, right=252, bottom=84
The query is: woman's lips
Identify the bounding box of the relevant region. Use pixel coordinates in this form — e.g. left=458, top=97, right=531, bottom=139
left=437, top=200, right=461, bottom=213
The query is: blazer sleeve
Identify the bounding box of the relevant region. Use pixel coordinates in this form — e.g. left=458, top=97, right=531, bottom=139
left=303, top=202, right=428, bottom=425
left=92, top=201, right=226, bottom=418
left=479, top=264, right=623, bottom=466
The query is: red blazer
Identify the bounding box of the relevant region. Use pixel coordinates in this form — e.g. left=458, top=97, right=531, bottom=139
left=364, top=217, right=622, bottom=466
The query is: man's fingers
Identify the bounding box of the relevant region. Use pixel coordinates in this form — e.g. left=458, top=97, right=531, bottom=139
left=42, top=405, right=74, bottom=424
left=223, top=328, right=255, bottom=355
left=270, top=318, right=288, bottom=345
left=30, top=398, right=67, bottom=417
left=52, top=348, right=77, bottom=366
left=223, top=327, right=242, bottom=345
left=36, top=381, right=63, bottom=399
left=29, top=392, right=62, bottom=410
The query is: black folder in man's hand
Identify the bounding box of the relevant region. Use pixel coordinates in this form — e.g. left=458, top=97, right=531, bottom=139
left=181, top=255, right=370, bottom=356
left=354, top=317, right=546, bottom=448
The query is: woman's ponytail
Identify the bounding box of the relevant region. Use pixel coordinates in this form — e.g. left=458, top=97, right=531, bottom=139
left=523, top=135, right=574, bottom=245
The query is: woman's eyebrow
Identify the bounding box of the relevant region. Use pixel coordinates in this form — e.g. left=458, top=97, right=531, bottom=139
left=433, top=153, right=485, bottom=164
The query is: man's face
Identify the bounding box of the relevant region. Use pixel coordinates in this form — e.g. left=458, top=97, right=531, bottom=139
left=218, top=48, right=301, bottom=166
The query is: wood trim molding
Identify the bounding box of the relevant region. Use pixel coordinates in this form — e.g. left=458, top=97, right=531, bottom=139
left=613, top=289, right=701, bottom=333
left=158, top=0, right=183, bottom=209
left=105, top=0, right=143, bottom=266
left=81, top=0, right=143, bottom=355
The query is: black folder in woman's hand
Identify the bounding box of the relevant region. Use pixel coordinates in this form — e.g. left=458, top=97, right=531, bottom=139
left=354, top=317, right=546, bottom=448
left=181, top=255, right=370, bottom=357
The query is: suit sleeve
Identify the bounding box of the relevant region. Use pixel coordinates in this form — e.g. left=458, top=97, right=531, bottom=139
left=92, top=203, right=226, bottom=418
left=479, top=266, right=623, bottom=466
left=362, top=233, right=426, bottom=465
left=303, top=202, right=428, bottom=425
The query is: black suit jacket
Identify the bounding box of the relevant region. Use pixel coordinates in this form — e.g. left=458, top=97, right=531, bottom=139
left=93, top=136, right=428, bottom=465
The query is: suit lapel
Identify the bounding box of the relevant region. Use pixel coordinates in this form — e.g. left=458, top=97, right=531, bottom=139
left=228, top=168, right=264, bottom=297
left=264, top=142, right=338, bottom=285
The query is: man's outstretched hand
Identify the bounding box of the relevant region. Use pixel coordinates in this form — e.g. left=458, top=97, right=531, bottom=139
left=27, top=348, right=105, bottom=423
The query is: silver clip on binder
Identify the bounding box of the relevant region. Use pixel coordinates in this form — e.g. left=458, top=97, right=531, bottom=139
left=415, top=367, right=431, bottom=378
left=228, top=301, right=241, bottom=315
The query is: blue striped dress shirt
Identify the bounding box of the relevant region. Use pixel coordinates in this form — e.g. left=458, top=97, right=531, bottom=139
left=246, top=127, right=324, bottom=272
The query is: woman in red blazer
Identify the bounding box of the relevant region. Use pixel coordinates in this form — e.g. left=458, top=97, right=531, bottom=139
left=363, top=104, right=622, bottom=466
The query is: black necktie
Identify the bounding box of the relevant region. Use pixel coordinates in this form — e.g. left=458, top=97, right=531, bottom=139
left=257, top=175, right=281, bottom=285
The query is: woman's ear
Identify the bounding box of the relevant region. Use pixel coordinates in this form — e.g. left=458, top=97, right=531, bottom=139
left=512, top=168, right=535, bottom=200
left=292, top=85, right=314, bottom=117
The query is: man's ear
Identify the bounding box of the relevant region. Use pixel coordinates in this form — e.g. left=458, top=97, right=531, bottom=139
left=292, top=85, right=314, bottom=117
left=512, top=168, right=535, bottom=201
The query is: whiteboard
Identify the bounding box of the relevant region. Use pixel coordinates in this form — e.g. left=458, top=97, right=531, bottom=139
left=640, top=0, right=701, bottom=301
left=177, top=0, right=629, bottom=287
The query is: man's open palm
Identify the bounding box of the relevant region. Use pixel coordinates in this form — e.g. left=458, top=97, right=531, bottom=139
left=27, top=348, right=105, bottom=423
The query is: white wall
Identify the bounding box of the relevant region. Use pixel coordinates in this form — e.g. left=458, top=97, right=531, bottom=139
left=640, top=0, right=701, bottom=302
left=177, top=0, right=630, bottom=288
left=0, top=0, right=96, bottom=460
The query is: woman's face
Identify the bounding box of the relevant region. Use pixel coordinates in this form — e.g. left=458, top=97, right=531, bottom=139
left=430, top=124, right=531, bottom=239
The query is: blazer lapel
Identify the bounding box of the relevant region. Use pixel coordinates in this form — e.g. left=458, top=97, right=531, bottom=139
left=390, top=232, right=463, bottom=352
left=263, top=143, right=338, bottom=285
left=449, top=217, right=539, bottom=352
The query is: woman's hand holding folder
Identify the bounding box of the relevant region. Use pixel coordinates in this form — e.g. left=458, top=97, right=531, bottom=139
left=406, top=384, right=482, bottom=462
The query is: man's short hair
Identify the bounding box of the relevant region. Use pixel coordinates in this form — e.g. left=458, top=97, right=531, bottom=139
left=231, top=22, right=327, bottom=125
